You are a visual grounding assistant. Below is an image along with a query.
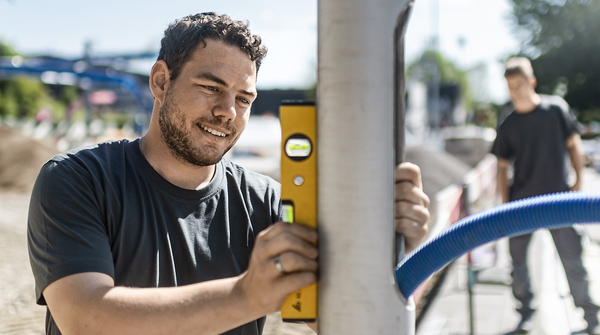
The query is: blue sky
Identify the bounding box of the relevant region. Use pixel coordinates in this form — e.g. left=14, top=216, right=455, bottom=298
left=0, top=0, right=519, bottom=102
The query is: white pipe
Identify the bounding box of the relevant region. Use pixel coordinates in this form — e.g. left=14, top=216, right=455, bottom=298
left=317, top=0, right=415, bottom=333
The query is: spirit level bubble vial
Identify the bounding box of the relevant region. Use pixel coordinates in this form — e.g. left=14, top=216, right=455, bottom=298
left=280, top=101, right=317, bottom=322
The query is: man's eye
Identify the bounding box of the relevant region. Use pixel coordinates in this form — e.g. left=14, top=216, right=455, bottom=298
left=205, top=86, right=218, bottom=91
left=238, top=97, right=249, bottom=104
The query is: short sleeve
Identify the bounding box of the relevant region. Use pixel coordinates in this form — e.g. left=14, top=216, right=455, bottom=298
left=556, top=99, right=582, bottom=140
left=28, top=159, right=114, bottom=305
left=271, top=182, right=283, bottom=223
left=491, top=122, right=513, bottom=161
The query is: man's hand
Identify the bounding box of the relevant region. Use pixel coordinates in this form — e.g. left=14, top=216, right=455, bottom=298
left=395, top=162, right=430, bottom=253
left=566, top=133, right=584, bottom=192
left=42, top=222, right=318, bottom=335
left=236, top=222, right=318, bottom=316
left=497, top=157, right=511, bottom=204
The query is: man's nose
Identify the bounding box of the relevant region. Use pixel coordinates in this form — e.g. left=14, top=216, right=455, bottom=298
left=213, top=94, right=236, bottom=122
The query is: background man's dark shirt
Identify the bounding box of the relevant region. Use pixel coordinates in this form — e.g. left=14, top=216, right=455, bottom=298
left=491, top=95, right=581, bottom=201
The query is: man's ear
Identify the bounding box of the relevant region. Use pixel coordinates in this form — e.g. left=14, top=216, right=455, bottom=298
left=530, top=75, right=537, bottom=89
left=149, top=60, right=170, bottom=104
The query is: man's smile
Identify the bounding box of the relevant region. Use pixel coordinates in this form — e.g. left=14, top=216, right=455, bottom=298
left=199, top=124, right=228, bottom=137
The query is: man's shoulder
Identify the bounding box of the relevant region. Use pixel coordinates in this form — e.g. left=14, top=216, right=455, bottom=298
left=539, top=94, right=569, bottom=112
left=43, top=139, right=136, bottom=177
left=497, top=110, right=519, bottom=130
left=32, top=139, right=138, bottom=219
left=50, top=139, right=134, bottom=164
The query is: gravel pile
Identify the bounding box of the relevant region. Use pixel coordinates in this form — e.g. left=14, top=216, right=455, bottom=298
left=406, top=145, right=473, bottom=227
left=0, top=127, right=59, bottom=193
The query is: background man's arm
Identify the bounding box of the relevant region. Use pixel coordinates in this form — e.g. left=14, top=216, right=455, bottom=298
left=43, top=222, right=318, bottom=335
left=497, top=157, right=510, bottom=204
left=566, top=133, right=584, bottom=191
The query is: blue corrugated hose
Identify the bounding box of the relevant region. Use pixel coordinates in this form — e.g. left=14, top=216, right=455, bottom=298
left=395, top=192, right=600, bottom=299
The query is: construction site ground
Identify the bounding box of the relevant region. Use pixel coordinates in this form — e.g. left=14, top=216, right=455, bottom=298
left=417, top=168, right=600, bottom=335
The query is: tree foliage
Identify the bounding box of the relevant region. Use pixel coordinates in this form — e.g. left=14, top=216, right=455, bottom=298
left=0, top=76, right=47, bottom=118
left=0, top=41, right=17, bottom=56
left=407, top=49, right=473, bottom=115
left=508, top=0, right=600, bottom=121
left=408, top=50, right=469, bottom=88
left=0, top=41, right=51, bottom=119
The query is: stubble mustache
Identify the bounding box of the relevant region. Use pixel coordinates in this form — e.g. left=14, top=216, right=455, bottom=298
left=195, top=115, right=236, bottom=138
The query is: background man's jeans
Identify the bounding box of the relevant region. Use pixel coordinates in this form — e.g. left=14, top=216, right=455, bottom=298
left=509, top=227, right=599, bottom=324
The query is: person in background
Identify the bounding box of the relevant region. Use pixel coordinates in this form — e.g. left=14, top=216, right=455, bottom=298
left=27, top=12, right=430, bottom=335
left=492, top=57, right=598, bottom=335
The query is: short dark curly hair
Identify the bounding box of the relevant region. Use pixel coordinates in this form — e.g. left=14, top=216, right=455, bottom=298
left=158, top=12, right=267, bottom=81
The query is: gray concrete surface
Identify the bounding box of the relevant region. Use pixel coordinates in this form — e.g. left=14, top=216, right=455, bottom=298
left=417, top=168, right=600, bottom=335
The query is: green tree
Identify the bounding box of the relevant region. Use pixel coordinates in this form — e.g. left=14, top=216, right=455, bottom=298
left=0, top=41, right=49, bottom=119
left=0, top=41, right=20, bottom=117
left=0, top=76, right=47, bottom=118
left=0, top=41, right=17, bottom=56
left=508, top=0, right=600, bottom=121
left=407, top=49, right=473, bottom=117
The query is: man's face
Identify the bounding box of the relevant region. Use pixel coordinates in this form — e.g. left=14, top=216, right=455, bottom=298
left=505, top=73, right=536, bottom=106
left=159, top=39, right=257, bottom=166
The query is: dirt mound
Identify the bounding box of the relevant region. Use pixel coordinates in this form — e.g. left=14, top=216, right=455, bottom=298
left=406, top=145, right=472, bottom=199
left=0, top=127, right=59, bottom=193
left=405, top=145, right=473, bottom=228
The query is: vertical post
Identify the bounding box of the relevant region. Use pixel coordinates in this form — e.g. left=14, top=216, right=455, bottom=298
left=462, top=184, right=476, bottom=335
left=429, top=0, right=441, bottom=132
left=317, top=0, right=414, bottom=334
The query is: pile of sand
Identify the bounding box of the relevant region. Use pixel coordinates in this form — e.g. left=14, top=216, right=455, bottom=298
left=406, top=145, right=472, bottom=199
left=405, top=145, right=473, bottom=228
left=0, top=127, right=59, bottom=193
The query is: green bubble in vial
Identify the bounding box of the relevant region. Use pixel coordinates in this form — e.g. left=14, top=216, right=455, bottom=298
left=289, top=143, right=310, bottom=150
left=283, top=205, right=294, bottom=223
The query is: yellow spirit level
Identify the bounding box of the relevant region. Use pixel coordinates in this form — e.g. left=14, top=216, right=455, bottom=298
left=279, top=101, right=317, bottom=322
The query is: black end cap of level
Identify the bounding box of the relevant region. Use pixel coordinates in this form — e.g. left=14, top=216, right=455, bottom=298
left=281, top=100, right=315, bottom=106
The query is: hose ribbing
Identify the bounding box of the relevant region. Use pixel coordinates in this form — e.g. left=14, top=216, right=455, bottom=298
left=395, top=192, right=600, bottom=299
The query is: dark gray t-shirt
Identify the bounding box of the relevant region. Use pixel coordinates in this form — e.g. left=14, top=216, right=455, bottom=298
left=27, top=138, right=282, bottom=335
left=491, top=95, right=581, bottom=201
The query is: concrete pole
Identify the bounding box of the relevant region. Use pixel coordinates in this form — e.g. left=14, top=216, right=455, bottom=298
left=317, top=0, right=415, bottom=334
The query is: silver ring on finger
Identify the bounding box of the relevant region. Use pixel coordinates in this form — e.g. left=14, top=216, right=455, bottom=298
left=274, top=255, right=287, bottom=274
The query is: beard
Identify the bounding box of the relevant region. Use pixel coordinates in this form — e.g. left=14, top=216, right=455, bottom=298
left=158, top=89, right=238, bottom=167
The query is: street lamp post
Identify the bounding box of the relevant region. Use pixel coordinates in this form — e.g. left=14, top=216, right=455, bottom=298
left=317, top=0, right=415, bottom=333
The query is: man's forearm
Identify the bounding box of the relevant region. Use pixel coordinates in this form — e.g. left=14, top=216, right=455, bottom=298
left=45, top=222, right=319, bottom=335
left=566, top=133, right=584, bottom=190
left=570, top=148, right=584, bottom=188
left=100, top=277, right=257, bottom=335
left=497, top=172, right=509, bottom=204
left=496, top=158, right=510, bottom=204
left=46, top=273, right=261, bottom=335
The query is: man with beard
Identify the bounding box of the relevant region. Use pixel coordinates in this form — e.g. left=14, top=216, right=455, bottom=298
left=27, top=13, right=430, bottom=335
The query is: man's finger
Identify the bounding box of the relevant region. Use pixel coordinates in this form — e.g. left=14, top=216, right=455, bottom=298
left=274, top=252, right=319, bottom=274
left=396, top=218, right=429, bottom=253
left=257, top=221, right=318, bottom=244
left=395, top=201, right=430, bottom=224
left=275, top=271, right=318, bottom=299
left=262, top=232, right=319, bottom=260
left=395, top=218, right=429, bottom=240
left=395, top=181, right=430, bottom=208
left=395, top=162, right=423, bottom=189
